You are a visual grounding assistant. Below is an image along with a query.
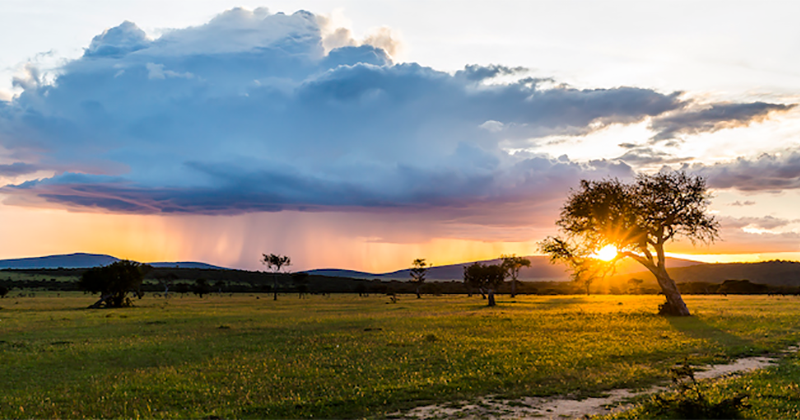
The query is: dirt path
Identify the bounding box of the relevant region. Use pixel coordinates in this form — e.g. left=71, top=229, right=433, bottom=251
left=397, top=348, right=794, bottom=420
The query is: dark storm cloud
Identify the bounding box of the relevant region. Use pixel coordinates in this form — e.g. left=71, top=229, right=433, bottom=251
left=3, top=156, right=634, bottom=215
left=650, top=102, right=796, bottom=141
left=0, top=7, right=788, bottom=215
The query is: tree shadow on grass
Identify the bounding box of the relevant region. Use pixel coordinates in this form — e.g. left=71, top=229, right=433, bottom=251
left=665, top=315, right=761, bottom=361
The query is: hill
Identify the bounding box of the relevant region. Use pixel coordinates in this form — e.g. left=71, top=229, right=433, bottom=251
left=612, top=260, right=800, bottom=287
left=0, top=253, right=227, bottom=270
left=147, top=261, right=228, bottom=269
left=0, top=253, right=119, bottom=269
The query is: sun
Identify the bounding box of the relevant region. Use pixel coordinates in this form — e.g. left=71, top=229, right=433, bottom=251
left=594, top=244, right=618, bottom=261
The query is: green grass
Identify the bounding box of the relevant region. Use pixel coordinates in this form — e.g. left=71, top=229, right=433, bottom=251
left=602, top=352, right=800, bottom=419
left=1, top=293, right=800, bottom=418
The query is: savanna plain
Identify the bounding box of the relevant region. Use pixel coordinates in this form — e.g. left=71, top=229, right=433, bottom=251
left=2, top=293, right=800, bottom=419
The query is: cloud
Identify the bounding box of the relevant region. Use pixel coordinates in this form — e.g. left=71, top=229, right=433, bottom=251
left=362, top=27, right=403, bottom=58
left=687, top=150, right=800, bottom=191
left=614, top=147, right=691, bottom=165
left=721, top=215, right=795, bottom=230
left=728, top=200, right=755, bottom=206
left=650, top=102, right=796, bottom=141
left=84, top=20, right=149, bottom=58
left=0, top=7, right=787, bottom=217
left=0, top=162, right=38, bottom=177
left=455, top=64, right=529, bottom=81
left=317, top=15, right=403, bottom=58
left=11, top=63, right=44, bottom=91
left=2, top=154, right=634, bottom=216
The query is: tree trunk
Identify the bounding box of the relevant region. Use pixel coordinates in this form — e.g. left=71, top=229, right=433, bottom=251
left=624, top=249, right=691, bottom=316
left=416, top=285, right=421, bottom=299
left=654, top=269, right=690, bottom=316
left=487, top=289, right=496, bottom=307
left=479, top=288, right=487, bottom=299
left=511, top=280, right=517, bottom=298
left=273, top=274, right=278, bottom=301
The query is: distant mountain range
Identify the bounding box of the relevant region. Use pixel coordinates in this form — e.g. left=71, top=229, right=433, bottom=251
left=0, top=253, right=703, bottom=280
left=0, top=253, right=227, bottom=270
left=305, top=255, right=705, bottom=282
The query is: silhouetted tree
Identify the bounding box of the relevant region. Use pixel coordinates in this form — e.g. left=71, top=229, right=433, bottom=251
left=410, top=258, right=429, bottom=298
left=291, top=272, right=310, bottom=298
left=79, top=260, right=149, bottom=308
left=464, top=263, right=486, bottom=299
left=0, top=285, right=8, bottom=298
left=561, top=256, right=609, bottom=295
left=627, top=278, right=644, bottom=294
left=541, top=171, right=718, bottom=316
left=193, top=278, right=211, bottom=298
left=501, top=255, right=531, bottom=297
left=213, top=280, right=226, bottom=294
left=262, top=253, right=291, bottom=301
left=463, top=262, right=505, bottom=306
left=174, top=282, right=190, bottom=296
left=154, top=272, right=178, bottom=298
left=716, top=279, right=768, bottom=294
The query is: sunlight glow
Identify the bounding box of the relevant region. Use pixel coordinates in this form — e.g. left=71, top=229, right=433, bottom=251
left=594, top=244, right=618, bottom=261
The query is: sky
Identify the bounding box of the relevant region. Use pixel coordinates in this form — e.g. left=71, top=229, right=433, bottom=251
left=1, top=1, right=799, bottom=272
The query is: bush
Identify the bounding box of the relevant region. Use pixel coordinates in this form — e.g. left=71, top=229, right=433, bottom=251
left=645, top=359, right=749, bottom=419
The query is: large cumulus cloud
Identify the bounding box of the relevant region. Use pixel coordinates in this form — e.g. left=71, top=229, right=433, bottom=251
left=0, top=7, right=790, bottom=215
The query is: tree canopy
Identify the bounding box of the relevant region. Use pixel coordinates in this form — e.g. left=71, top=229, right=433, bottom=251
left=410, top=258, right=429, bottom=298
left=262, top=253, right=291, bottom=300
left=541, top=171, right=719, bottom=316
left=463, top=262, right=505, bottom=306
left=78, top=260, right=149, bottom=308
left=501, top=254, right=531, bottom=297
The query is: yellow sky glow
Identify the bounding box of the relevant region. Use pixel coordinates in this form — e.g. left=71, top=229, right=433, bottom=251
left=0, top=202, right=795, bottom=272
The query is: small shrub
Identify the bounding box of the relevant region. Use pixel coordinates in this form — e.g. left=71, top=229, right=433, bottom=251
left=646, top=359, right=749, bottom=419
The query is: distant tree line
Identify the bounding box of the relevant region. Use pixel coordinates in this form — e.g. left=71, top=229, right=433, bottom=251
left=3, top=272, right=798, bottom=298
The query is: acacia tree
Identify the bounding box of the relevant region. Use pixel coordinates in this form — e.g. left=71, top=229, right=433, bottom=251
left=540, top=171, right=718, bottom=316
left=291, top=272, right=310, bottom=299
left=193, top=278, right=211, bottom=298
left=501, top=255, right=531, bottom=297
left=262, top=253, right=291, bottom=301
left=410, top=258, right=429, bottom=299
left=79, top=260, right=149, bottom=308
left=463, top=262, right=505, bottom=306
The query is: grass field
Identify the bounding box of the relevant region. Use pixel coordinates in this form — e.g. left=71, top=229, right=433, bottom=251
left=1, top=293, right=800, bottom=418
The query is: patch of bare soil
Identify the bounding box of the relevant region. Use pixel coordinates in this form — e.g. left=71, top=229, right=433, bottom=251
left=396, top=350, right=789, bottom=420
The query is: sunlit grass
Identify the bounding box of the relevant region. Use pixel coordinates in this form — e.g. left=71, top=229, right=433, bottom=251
left=602, top=351, right=800, bottom=419
left=1, top=293, right=799, bottom=418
